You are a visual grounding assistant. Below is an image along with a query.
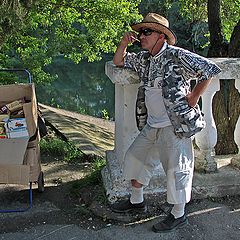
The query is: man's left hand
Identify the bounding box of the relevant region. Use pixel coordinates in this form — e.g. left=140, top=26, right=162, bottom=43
left=185, top=93, right=199, bottom=108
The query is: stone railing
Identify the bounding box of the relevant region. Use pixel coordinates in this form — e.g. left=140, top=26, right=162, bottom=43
left=102, top=58, right=240, bottom=202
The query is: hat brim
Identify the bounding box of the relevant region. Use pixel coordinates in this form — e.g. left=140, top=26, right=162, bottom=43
left=131, top=22, right=177, bottom=45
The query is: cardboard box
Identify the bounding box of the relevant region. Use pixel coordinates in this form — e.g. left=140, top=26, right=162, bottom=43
left=0, top=83, right=39, bottom=185
left=23, top=144, right=41, bottom=182
left=0, top=164, right=30, bottom=185
left=0, top=138, right=29, bottom=164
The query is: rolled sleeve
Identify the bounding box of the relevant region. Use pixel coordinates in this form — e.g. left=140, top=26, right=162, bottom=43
left=179, top=49, right=221, bottom=82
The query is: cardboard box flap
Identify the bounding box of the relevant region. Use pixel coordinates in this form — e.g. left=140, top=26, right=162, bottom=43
left=23, top=145, right=41, bottom=182
left=0, top=164, right=30, bottom=185
left=23, top=102, right=38, bottom=137
left=0, top=83, right=35, bottom=103
left=0, top=138, right=29, bottom=164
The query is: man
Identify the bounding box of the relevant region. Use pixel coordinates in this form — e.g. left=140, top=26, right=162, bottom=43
left=111, top=13, right=221, bottom=233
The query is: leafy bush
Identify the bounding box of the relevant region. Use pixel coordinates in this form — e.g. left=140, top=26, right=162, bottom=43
left=40, top=137, right=85, bottom=163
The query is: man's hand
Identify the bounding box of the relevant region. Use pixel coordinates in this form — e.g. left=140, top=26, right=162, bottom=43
left=185, top=92, right=200, bottom=108
left=120, top=31, right=138, bottom=47
left=113, top=31, right=138, bottom=67
left=186, top=78, right=213, bottom=107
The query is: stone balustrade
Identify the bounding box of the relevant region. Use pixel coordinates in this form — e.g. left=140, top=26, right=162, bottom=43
left=102, top=58, right=240, bottom=202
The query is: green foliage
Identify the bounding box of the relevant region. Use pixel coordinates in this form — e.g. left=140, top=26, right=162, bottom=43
left=0, top=0, right=31, bottom=45
left=220, top=0, right=240, bottom=41
left=177, top=0, right=208, bottom=22
left=0, top=71, right=18, bottom=84
left=0, top=0, right=141, bottom=83
left=138, top=0, right=209, bottom=53
left=178, top=0, right=240, bottom=42
left=1, top=0, right=239, bottom=84
left=70, top=157, right=106, bottom=189
left=139, top=0, right=240, bottom=53
left=65, top=142, right=85, bottom=163
left=101, top=109, right=109, bottom=120
left=139, top=0, right=172, bottom=16
left=40, top=137, right=66, bottom=156
left=40, top=132, right=107, bottom=203
left=40, top=136, right=85, bottom=163
left=70, top=156, right=107, bottom=203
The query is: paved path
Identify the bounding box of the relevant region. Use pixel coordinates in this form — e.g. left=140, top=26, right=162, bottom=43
left=39, top=104, right=114, bottom=157
left=0, top=198, right=240, bottom=240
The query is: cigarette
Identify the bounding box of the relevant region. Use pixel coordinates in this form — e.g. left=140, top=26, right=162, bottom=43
left=131, top=36, right=140, bottom=42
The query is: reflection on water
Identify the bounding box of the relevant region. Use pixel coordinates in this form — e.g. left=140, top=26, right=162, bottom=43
left=36, top=55, right=115, bottom=119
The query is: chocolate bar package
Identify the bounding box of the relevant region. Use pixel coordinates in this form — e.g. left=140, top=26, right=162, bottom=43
left=0, top=99, right=25, bottom=114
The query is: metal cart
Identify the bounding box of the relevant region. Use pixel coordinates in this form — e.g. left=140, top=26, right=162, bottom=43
left=0, top=69, right=44, bottom=213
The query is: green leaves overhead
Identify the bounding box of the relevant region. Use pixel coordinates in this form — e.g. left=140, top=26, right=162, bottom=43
left=1, top=0, right=239, bottom=83
left=177, top=0, right=240, bottom=41
left=0, top=0, right=141, bottom=82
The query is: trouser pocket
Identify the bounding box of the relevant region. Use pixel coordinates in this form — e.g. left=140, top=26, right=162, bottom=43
left=175, top=170, right=190, bottom=191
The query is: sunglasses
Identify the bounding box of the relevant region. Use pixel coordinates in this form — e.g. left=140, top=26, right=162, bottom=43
left=138, top=28, right=155, bottom=36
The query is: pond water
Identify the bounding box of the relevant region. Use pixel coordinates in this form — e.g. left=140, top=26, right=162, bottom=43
left=36, top=55, right=115, bottom=120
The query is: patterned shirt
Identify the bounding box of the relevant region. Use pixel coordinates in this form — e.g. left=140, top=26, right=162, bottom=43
left=124, top=43, right=221, bottom=137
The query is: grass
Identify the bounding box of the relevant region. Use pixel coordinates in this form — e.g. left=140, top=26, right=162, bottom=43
left=39, top=131, right=86, bottom=163
left=40, top=129, right=107, bottom=203
left=70, top=157, right=108, bottom=204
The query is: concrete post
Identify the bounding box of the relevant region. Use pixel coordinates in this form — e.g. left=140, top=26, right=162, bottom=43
left=234, top=79, right=240, bottom=154
left=195, top=77, right=220, bottom=172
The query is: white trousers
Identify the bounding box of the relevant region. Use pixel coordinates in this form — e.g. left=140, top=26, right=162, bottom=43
left=123, top=124, right=194, bottom=204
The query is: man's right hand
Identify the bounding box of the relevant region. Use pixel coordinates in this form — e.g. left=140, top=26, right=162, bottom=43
left=120, top=31, right=139, bottom=47
left=113, top=31, right=138, bottom=67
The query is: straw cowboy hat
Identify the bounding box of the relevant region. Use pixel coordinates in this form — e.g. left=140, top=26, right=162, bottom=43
left=131, top=13, right=177, bottom=45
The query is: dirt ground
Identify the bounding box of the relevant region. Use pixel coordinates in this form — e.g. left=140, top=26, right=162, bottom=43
left=0, top=153, right=107, bottom=233
left=1, top=152, right=240, bottom=236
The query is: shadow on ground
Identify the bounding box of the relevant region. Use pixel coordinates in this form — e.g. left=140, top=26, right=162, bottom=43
left=0, top=152, right=240, bottom=239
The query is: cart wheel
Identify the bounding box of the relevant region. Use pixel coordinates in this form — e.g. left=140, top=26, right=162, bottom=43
left=38, top=171, right=44, bottom=193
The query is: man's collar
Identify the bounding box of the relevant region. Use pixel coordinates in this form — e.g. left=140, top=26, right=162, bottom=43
left=151, top=41, right=168, bottom=58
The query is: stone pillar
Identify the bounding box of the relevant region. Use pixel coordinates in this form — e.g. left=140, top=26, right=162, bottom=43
left=231, top=79, right=240, bottom=168
left=234, top=79, right=240, bottom=154
left=114, top=84, right=139, bottom=167
left=102, top=62, right=140, bottom=202
left=102, top=62, right=166, bottom=202
left=195, top=77, right=220, bottom=172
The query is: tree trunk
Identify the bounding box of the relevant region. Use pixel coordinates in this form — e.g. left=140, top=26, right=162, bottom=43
left=207, top=0, right=228, bottom=57
left=213, top=80, right=239, bottom=154
left=207, top=0, right=240, bottom=154
left=229, top=19, right=240, bottom=57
